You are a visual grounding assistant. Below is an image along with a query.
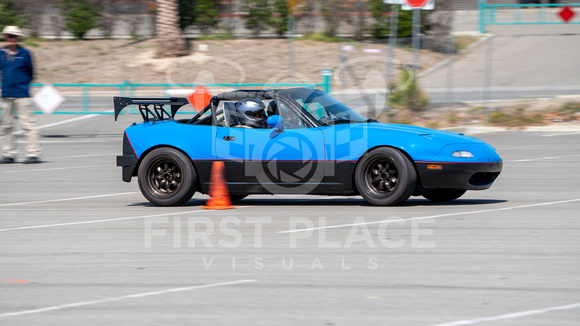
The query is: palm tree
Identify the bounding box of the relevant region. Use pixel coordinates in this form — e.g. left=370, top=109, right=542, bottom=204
left=155, top=0, right=188, bottom=58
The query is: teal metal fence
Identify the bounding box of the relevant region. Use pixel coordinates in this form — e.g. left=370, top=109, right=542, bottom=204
left=479, top=1, right=580, bottom=33
left=6, top=69, right=333, bottom=115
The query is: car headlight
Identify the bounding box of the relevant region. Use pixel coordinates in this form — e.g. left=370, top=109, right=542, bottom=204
left=452, top=151, right=474, bottom=158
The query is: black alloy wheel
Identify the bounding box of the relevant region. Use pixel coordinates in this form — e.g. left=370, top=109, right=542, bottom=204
left=138, top=147, right=197, bottom=206
left=355, top=147, right=416, bottom=206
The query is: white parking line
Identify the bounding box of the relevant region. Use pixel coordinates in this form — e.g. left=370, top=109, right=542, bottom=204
left=506, top=154, right=580, bottom=163
left=13, top=114, right=102, bottom=136
left=279, top=198, right=580, bottom=234
left=0, top=279, right=257, bottom=318
left=0, top=205, right=247, bottom=232
left=16, top=140, right=117, bottom=144
left=0, top=192, right=139, bottom=208
left=37, top=114, right=102, bottom=129
left=431, top=301, right=580, bottom=326
left=2, top=164, right=111, bottom=173
left=43, top=153, right=117, bottom=160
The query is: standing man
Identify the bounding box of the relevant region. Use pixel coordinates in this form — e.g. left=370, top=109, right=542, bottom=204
left=0, top=26, right=41, bottom=164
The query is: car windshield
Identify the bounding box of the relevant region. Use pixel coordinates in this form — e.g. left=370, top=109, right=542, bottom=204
left=289, top=89, right=367, bottom=125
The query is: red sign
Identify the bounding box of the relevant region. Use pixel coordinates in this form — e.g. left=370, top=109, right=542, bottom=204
left=558, top=6, right=576, bottom=23
left=405, top=0, right=429, bottom=8
left=187, top=86, right=212, bottom=112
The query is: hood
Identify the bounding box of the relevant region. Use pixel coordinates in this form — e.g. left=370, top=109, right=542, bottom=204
left=365, top=123, right=485, bottom=145
left=320, top=123, right=491, bottom=162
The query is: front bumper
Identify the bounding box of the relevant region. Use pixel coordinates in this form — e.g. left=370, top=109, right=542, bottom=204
left=416, top=161, right=503, bottom=190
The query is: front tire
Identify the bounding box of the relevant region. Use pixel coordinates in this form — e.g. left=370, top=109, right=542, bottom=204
left=422, top=189, right=466, bottom=202
left=138, top=147, right=197, bottom=206
left=355, top=147, right=417, bottom=206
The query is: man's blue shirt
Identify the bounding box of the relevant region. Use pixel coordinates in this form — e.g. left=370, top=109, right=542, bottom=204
left=0, top=45, right=34, bottom=98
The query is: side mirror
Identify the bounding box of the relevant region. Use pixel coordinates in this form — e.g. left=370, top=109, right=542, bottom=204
left=267, top=115, right=284, bottom=139
left=267, top=115, right=284, bottom=133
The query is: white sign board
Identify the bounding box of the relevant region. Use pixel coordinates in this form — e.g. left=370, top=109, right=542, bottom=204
left=402, top=0, right=435, bottom=10
left=32, top=85, right=65, bottom=114
left=384, top=0, right=407, bottom=4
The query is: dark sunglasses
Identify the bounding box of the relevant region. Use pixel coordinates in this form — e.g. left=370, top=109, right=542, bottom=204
left=6, top=35, right=18, bottom=39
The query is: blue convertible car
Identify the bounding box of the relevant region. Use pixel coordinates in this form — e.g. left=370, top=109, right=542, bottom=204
left=115, top=88, right=502, bottom=206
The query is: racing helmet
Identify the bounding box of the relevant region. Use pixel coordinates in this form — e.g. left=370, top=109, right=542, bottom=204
left=235, top=98, right=267, bottom=128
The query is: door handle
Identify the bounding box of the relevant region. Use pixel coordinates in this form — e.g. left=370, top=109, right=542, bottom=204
left=223, top=136, right=236, bottom=141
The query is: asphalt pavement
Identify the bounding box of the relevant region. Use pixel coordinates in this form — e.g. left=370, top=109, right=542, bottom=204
left=1, top=113, right=579, bottom=325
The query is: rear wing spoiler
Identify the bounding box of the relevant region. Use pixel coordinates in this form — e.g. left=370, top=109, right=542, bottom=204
left=113, top=97, right=189, bottom=122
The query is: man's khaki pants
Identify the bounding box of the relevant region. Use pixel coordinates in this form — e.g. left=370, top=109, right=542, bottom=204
left=1, top=98, right=41, bottom=159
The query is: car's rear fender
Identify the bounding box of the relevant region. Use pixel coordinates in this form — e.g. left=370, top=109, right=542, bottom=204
left=131, top=145, right=202, bottom=193
left=125, top=122, right=216, bottom=160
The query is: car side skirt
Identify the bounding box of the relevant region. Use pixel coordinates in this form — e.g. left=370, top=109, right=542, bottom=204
left=193, top=160, right=357, bottom=195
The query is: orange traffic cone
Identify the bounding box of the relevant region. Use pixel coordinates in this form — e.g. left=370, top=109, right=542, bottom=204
left=202, top=161, right=236, bottom=210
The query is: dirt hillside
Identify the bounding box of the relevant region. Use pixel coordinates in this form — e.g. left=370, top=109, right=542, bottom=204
left=26, top=38, right=446, bottom=88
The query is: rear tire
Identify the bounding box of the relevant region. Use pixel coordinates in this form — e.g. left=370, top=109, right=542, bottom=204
left=355, top=147, right=416, bottom=206
left=138, top=147, right=197, bottom=206
left=422, top=189, right=466, bottom=202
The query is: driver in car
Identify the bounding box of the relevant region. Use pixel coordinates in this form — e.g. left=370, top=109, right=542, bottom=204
left=235, top=98, right=268, bottom=128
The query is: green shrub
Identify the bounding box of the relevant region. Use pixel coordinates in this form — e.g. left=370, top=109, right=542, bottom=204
left=447, top=114, right=458, bottom=124
left=369, top=0, right=389, bottom=39
left=0, top=1, right=25, bottom=30
left=369, top=0, right=431, bottom=40
left=559, top=102, right=580, bottom=113
left=296, top=32, right=347, bottom=43
left=21, top=38, right=40, bottom=47
left=270, top=0, right=289, bottom=37
left=194, top=0, right=220, bottom=35
left=178, top=0, right=196, bottom=31
left=488, top=109, right=544, bottom=126
left=427, top=121, right=439, bottom=129
left=389, top=68, right=429, bottom=112
left=245, top=0, right=272, bottom=38
left=488, top=112, right=511, bottom=124
left=60, top=0, right=99, bottom=39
